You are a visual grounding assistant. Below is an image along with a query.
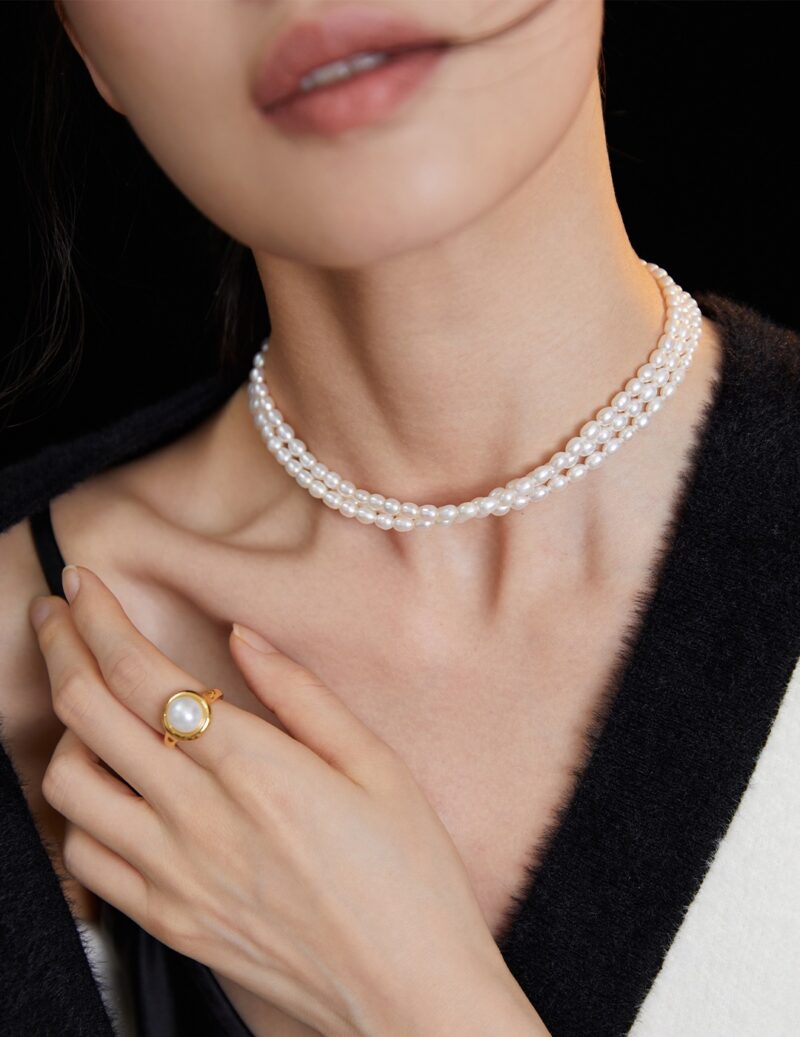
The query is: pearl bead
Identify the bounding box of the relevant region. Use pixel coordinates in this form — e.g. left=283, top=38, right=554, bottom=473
left=356, top=507, right=376, bottom=524
left=165, top=693, right=206, bottom=736
left=246, top=263, right=701, bottom=533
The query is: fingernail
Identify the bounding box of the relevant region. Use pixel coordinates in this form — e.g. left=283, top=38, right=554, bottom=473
left=30, top=597, right=52, bottom=632
left=231, top=622, right=277, bottom=653
left=62, top=565, right=80, bottom=604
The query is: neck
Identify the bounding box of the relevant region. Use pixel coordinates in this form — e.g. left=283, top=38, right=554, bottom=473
left=205, top=77, right=716, bottom=569
left=247, top=79, right=664, bottom=507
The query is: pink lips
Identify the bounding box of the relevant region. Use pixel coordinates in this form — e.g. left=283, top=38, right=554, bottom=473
left=252, top=4, right=448, bottom=135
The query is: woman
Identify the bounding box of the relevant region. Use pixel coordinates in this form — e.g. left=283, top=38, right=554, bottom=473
left=1, top=1, right=798, bottom=1035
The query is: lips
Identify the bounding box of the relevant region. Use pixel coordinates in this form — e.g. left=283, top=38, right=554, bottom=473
left=252, top=4, right=448, bottom=111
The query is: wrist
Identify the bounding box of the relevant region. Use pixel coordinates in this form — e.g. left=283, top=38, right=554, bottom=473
left=354, top=946, right=549, bottom=1037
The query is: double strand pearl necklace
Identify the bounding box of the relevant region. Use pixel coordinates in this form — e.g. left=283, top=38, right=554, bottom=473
left=246, top=259, right=702, bottom=532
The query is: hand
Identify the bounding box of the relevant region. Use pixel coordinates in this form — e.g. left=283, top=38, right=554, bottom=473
left=28, top=564, right=520, bottom=1037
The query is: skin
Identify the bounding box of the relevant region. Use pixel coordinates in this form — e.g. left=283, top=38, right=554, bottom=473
left=2, top=0, right=724, bottom=1034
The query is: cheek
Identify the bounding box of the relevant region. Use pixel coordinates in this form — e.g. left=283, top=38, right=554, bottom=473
left=66, top=0, right=602, bottom=269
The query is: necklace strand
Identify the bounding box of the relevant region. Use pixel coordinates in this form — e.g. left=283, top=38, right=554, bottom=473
left=246, top=259, right=702, bottom=532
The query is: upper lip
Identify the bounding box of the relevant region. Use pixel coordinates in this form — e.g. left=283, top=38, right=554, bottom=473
left=253, top=4, right=447, bottom=110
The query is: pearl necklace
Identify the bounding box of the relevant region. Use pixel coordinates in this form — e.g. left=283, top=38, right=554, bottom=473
left=246, top=259, right=702, bottom=532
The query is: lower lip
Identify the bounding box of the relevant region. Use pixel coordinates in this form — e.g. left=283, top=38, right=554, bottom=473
left=260, top=46, right=446, bottom=136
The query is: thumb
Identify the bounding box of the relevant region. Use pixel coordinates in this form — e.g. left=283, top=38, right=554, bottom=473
left=228, top=623, right=396, bottom=786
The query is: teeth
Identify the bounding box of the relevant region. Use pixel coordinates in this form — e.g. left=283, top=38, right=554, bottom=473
left=299, top=50, right=390, bottom=92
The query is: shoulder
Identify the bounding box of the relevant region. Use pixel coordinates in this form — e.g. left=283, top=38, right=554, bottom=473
left=0, top=365, right=245, bottom=537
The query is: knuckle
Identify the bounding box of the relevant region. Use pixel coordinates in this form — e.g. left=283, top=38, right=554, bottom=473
left=54, top=671, right=94, bottom=729
left=365, top=739, right=415, bottom=794
left=105, top=644, right=150, bottom=702
left=41, top=754, right=73, bottom=812
left=36, top=612, right=63, bottom=653
left=61, top=825, right=87, bottom=878
left=143, top=889, right=196, bottom=953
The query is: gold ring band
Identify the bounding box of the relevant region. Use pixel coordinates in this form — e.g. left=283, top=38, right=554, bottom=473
left=162, top=688, right=224, bottom=747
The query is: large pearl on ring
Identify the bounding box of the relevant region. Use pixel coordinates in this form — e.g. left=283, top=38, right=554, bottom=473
left=163, top=691, right=210, bottom=740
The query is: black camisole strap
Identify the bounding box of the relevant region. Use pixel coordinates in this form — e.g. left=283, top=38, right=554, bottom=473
left=29, top=503, right=68, bottom=600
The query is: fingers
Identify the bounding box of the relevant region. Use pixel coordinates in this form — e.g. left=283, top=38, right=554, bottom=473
left=43, top=725, right=160, bottom=879
left=229, top=624, right=404, bottom=790
left=50, top=564, right=262, bottom=773
left=31, top=594, right=187, bottom=804
left=60, top=822, right=150, bottom=925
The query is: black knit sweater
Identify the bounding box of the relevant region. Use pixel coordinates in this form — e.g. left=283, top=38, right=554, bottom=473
left=1, top=290, right=799, bottom=1037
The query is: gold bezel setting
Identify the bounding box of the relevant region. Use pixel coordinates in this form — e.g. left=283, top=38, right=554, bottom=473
left=162, top=690, right=212, bottom=744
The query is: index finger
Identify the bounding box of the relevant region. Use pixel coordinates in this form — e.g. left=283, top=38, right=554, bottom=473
left=58, top=563, right=274, bottom=772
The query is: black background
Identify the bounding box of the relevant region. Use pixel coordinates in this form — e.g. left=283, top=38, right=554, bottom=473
left=2, top=1, right=798, bottom=467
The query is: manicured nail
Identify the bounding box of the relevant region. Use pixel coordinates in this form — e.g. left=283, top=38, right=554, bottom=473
left=231, top=622, right=277, bottom=653
left=62, top=565, right=80, bottom=604
left=30, top=597, right=52, bottom=632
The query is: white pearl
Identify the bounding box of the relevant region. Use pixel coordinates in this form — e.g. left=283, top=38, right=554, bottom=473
left=597, top=406, right=616, bottom=426
left=392, top=516, right=415, bottom=532
left=577, top=437, right=595, bottom=457
left=166, top=694, right=204, bottom=735
left=437, top=505, right=459, bottom=524
left=581, top=420, right=601, bottom=440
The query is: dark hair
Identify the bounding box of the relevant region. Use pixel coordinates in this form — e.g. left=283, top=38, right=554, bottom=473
left=3, top=2, right=263, bottom=426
